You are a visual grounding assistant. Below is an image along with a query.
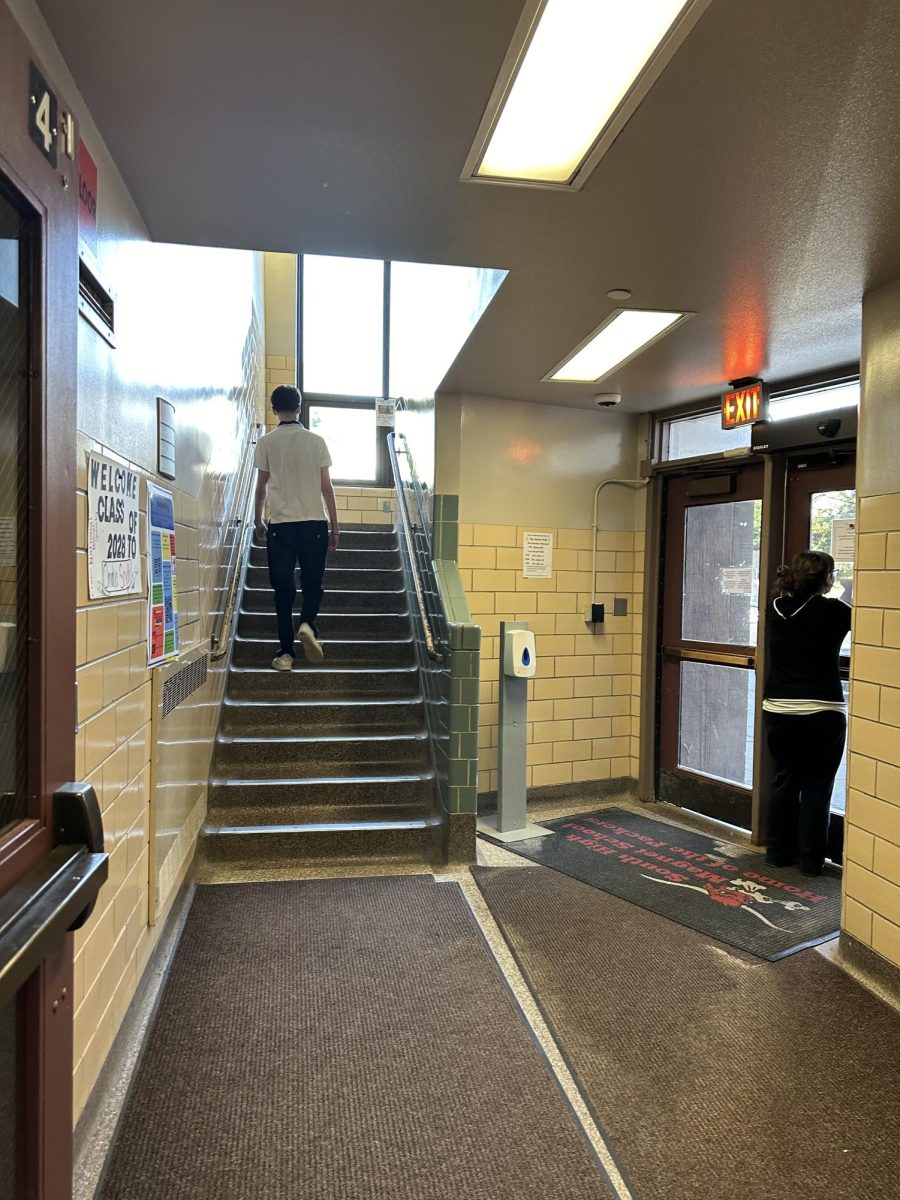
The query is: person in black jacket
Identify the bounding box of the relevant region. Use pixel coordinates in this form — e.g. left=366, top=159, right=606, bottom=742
left=762, top=549, right=852, bottom=876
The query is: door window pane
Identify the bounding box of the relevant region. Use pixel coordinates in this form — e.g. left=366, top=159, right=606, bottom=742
left=308, top=405, right=375, bottom=482
left=302, top=255, right=384, bottom=396
left=679, top=661, right=756, bottom=788
left=0, top=188, right=28, bottom=838
left=682, top=500, right=761, bottom=645
left=808, top=488, right=855, bottom=655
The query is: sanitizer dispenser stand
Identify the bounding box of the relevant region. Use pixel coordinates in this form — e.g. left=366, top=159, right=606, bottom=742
left=477, top=621, right=553, bottom=843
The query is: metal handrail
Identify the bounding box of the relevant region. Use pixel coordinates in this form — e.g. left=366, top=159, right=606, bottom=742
left=387, top=432, right=443, bottom=662
left=210, top=422, right=263, bottom=659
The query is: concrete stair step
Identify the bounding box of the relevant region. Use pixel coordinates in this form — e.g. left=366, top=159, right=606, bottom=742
left=207, top=772, right=436, bottom=812
left=225, top=664, right=420, bottom=699
left=241, top=587, right=405, bottom=614
left=248, top=545, right=399, bottom=570
left=250, top=525, right=398, bottom=561
left=244, top=564, right=404, bottom=591
left=197, top=816, right=440, bottom=874
left=231, top=636, right=415, bottom=668
left=236, top=610, right=411, bottom=640
left=218, top=696, right=426, bottom=737
left=212, top=731, right=430, bottom=776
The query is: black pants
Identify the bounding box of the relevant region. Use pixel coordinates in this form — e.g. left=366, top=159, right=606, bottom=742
left=764, top=710, right=846, bottom=873
left=266, top=521, right=329, bottom=656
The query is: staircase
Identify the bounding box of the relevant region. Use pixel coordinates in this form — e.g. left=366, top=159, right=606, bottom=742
left=200, top=525, right=442, bottom=876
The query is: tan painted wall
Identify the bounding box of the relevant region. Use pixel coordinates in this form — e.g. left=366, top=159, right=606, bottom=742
left=441, top=393, right=646, bottom=792
left=7, top=0, right=266, bottom=1120
left=452, top=393, right=644, bottom=530
left=843, top=276, right=900, bottom=971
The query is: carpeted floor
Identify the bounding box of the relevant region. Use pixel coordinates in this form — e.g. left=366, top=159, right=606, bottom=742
left=473, top=863, right=900, bottom=1200
left=97, top=876, right=614, bottom=1200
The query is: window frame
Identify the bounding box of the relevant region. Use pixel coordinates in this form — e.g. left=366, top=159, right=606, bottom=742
left=651, top=364, right=860, bottom=467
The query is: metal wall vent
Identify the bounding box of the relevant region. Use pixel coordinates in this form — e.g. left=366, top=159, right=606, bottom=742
left=78, top=249, right=115, bottom=347
left=161, top=653, right=208, bottom=719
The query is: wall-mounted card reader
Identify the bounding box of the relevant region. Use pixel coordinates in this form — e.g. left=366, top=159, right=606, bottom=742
left=503, top=628, right=536, bottom=678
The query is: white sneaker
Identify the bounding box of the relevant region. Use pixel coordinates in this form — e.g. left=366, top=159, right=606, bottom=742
left=271, top=653, right=294, bottom=672
left=297, top=623, right=324, bottom=662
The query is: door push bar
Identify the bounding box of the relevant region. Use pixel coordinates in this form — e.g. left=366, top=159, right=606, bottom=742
left=0, top=784, right=108, bottom=1008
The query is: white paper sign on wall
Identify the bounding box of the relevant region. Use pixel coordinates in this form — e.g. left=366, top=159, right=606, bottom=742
left=523, top=532, right=553, bottom=579
left=87, top=452, right=141, bottom=599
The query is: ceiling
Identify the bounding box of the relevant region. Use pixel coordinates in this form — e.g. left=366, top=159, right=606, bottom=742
left=36, top=0, right=900, bottom=412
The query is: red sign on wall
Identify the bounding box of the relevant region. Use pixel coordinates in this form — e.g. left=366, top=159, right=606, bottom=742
left=721, top=381, right=767, bottom=429
left=78, top=138, right=98, bottom=249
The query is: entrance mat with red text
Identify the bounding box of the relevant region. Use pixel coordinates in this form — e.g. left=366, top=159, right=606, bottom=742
left=479, top=808, right=840, bottom=960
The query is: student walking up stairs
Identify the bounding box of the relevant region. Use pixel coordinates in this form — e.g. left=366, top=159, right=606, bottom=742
left=200, top=523, right=441, bottom=875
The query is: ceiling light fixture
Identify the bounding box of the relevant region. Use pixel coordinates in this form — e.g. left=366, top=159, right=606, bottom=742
left=545, top=308, right=692, bottom=383
left=462, top=0, right=713, bottom=189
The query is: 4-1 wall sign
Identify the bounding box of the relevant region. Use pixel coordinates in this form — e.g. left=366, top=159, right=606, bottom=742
left=29, top=61, right=58, bottom=168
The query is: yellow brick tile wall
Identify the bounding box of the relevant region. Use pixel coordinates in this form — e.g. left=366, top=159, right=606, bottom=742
left=71, top=323, right=264, bottom=1121
left=845, top=489, right=900, bottom=971
left=462, top=523, right=644, bottom=793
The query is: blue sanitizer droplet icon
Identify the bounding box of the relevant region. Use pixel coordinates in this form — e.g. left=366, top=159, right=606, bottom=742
left=522, top=648, right=530, bottom=666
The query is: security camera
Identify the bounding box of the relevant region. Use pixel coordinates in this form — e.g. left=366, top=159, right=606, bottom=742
left=594, top=393, right=621, bottom=407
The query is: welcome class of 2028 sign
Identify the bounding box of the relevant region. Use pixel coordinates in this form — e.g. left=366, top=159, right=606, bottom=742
left=87, top=452, right=141, bottom=600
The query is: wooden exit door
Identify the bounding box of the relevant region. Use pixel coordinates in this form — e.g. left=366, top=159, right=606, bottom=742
left=658, top=464, right=764, bottom=828
left=1, top=14, right=106, bottom=1197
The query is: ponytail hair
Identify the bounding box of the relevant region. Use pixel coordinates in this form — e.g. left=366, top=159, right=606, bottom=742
left=773, top=549, right=834, bottom=599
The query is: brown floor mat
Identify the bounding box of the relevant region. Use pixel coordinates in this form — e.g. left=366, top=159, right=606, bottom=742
left=473, top=863, right=900, bottom=1200
left=98, top=876, right=614, bottom=1200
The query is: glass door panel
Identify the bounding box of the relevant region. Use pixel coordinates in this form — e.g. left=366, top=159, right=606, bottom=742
left=682, top=499, right=761, bottom=644
left=678, top=661, right=756, bottom=789
left=0, top=183, right=29, bottom=841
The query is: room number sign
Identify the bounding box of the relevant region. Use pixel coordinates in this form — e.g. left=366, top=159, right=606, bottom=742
left=29, top=61, right=58, bottom=167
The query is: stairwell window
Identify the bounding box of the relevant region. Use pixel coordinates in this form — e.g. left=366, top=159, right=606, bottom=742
left=307, top=403, right=377, bottom=482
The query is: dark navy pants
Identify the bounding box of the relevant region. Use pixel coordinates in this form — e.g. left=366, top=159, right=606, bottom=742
left=266, top=520, right=328, bottom=656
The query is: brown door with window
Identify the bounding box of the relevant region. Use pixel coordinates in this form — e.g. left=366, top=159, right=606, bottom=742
left=1, top=10, right=97, bottom=1195
left=780, top=454, right=855, bottom=859
left=658, top=465, right=764, bottom=828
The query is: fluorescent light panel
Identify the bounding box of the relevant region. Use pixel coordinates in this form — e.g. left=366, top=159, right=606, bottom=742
left=469, top=0, right=703, bottom=187
left=547, top=309, right=689, bottom=383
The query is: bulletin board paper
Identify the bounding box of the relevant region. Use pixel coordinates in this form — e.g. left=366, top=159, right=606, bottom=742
left=147, top=482, right=180, bottom=666
left=86, top=453, right=141, bottom=599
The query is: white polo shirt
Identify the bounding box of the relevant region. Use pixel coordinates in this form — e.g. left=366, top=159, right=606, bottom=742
left=253, top=423, right=332, bottom=523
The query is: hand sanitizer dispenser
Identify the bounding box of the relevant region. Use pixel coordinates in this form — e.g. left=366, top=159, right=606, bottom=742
left=504, top=628, right=536, bottom=678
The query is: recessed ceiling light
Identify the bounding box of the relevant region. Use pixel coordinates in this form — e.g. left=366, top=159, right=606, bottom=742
left=545, top=309, right=692, bottom=383
left=462, top=0, right=712, bottom=189
left=607, top=289, right=632, bottom=301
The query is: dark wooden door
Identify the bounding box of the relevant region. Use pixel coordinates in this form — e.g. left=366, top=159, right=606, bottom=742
left=1, top=9, right=81, bottom=1196
left=658, top=465, right=764, bottom=827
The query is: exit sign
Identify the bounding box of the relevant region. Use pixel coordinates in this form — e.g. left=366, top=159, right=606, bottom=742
left=721, top=381, right=767, bottom=429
